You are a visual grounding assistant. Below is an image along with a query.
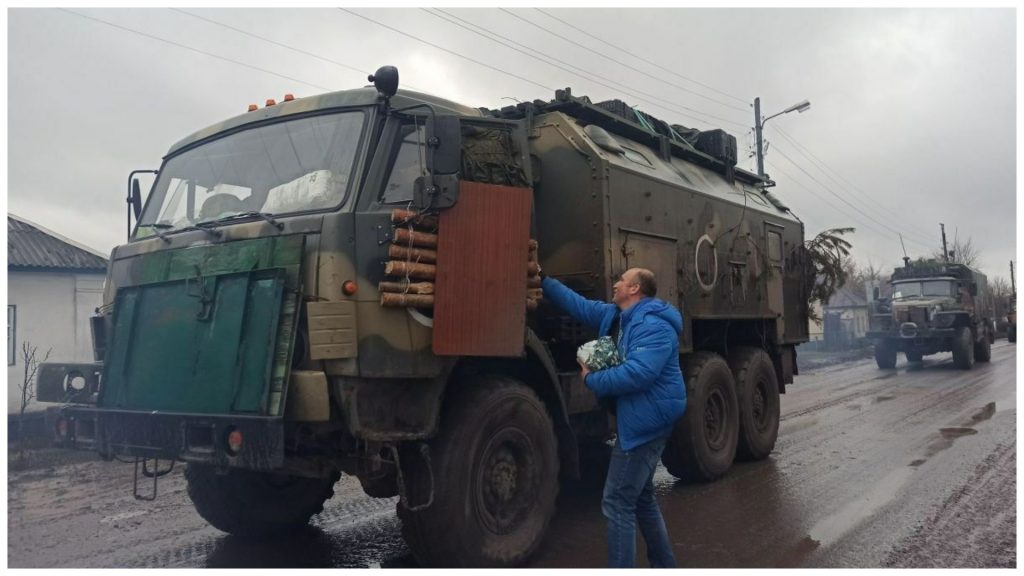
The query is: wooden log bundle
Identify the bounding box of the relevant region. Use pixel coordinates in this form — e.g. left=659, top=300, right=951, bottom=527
left=380, top=209, right=544, bottom=313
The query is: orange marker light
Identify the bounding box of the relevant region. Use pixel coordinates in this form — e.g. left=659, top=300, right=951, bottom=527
left=227, top=428, right=243, bottom=455
left=283, top=93, right=295, bottom=102
left=265, top=99, right=276, bottom=106
left=247, top=104, right=258, bottom=112
left=342, top=281, right=358, bottom=296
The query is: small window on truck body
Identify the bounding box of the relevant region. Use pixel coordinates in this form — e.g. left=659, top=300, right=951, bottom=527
left=767, top=230, right=783, bottom=262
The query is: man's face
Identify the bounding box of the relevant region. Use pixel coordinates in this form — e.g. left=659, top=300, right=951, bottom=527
left=612, top=269, right=640, bottom=307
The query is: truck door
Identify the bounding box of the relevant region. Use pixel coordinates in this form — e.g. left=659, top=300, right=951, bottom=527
left=765, top=222, right=785, bottom=340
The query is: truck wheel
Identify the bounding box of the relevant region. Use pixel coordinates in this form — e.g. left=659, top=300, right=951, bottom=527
left=951, top=326, right=975, bottom=370
left=185, top=465, right=339, bottom=538
left=727, top=347, right=780, bottom=461
left=905, top=351, right=923, bottom=363
left=974, top=332, right=992, bottom=362
left=874, top=341, right=897, bottom=369
left=397, top=376, right=559, bottom=567
left=662, top=352, right=738, bottom=482
left=1009, top=325, right=1017, bottom=343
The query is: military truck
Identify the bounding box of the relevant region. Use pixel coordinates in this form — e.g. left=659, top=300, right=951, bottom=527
left=38, top=67, right=809, bottom=567
left=867, top=259, right=994, bottom=369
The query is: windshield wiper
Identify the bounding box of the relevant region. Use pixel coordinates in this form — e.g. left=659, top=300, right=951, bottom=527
left=139, top=223, right=172, bottom=243
left=201, top=211, right=284, bottom=231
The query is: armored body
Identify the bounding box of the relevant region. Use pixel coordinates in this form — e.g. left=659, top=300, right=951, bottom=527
left=39, top=68, right=809, bottom=567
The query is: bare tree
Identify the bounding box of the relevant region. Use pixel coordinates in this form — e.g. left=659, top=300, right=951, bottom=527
left=990, top=276, right=1011, bottom=319
left=932, top=235, right=981, bottom=268
left=802, top=227, right=855, bottom=322
left=17, top=341, right=51, bottom=463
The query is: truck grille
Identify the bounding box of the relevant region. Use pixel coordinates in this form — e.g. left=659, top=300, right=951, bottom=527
left=910, top=306, right=928, bottom=325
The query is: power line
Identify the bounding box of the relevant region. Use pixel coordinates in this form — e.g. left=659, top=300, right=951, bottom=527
left=338, top=8, right=553, bottom=93
left=770, top=144, right=936, bottom=250
left=768, top=159, right=934, bottom=252
left=424, top=8, right=745, bottom=130
left=535, top=8, right=750, bottom=106
left=170, top=8, right=428, bottom=92
left=771, top=125, right=938, bottom=243
left=57, top=8, right=333, bottom=92
left=500, top=8, right=751, bottom=118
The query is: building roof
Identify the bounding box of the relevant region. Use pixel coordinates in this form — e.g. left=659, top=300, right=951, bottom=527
left=8, top=214, right=108, bottom=272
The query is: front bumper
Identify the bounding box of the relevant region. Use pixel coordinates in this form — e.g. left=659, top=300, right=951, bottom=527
left=56, top=407, right=284, bottom=470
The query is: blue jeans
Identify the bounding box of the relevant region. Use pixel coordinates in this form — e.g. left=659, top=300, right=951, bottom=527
left=602, top=435, right=677, bottom=568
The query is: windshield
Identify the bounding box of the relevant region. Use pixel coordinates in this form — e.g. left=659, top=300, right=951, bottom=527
left=136, top=111, right=365, bottom=237
left=892, top=279, right=956, bottom=300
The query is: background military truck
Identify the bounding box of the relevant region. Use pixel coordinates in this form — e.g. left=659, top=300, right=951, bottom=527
left=868, top=258, right=994, bottom=369
left=39, top=67, right=809, bottom=567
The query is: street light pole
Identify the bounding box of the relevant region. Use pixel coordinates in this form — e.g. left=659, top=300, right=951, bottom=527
left=754, top=97, right=811, bottom=183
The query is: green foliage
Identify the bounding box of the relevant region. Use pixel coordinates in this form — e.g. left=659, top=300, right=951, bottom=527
left=802, top=227, right=855, bottom=322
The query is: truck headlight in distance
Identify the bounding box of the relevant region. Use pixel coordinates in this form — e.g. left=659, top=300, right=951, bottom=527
left=933, top=312, right=956, bottom=327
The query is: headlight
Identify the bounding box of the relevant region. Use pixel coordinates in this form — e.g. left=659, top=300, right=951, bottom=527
left=930, top=306, right=941, bottom=321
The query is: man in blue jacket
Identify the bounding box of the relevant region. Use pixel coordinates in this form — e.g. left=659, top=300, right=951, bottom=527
left=541, top=268, right=686, bottom=568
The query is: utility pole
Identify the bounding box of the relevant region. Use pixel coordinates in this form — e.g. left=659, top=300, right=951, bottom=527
left=753, top=96, right=810, bottom=185
left=940, top=223, right=949, bottom=262
left=754, top=97, right=764, bottom=178
left=1011, top=260, right=1016, bottom=295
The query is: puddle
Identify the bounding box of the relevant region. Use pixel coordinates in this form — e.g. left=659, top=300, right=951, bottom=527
left=939, top=427, right=978, bottom=439
left=969, top=402, right=996, bottom=424
left=873, top=395, right=896, bottom=403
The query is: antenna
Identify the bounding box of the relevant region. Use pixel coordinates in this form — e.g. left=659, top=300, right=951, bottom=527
left=899, top=234, right=909, bottom=266
left=940, top=223, right=949, bottom=262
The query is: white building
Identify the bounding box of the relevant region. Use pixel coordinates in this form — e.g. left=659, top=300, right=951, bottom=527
left=7, top=214, right=107, bottom=415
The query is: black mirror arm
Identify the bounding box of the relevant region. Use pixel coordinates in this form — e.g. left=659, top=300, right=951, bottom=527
left=127, top=169, right=158, bottom=241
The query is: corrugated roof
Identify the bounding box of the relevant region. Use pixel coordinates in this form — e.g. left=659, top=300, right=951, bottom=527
left=8, top=215, right=108, bottom=271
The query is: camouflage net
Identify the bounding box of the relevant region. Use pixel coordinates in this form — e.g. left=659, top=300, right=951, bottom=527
left=460, top=125, right=529, bottom=188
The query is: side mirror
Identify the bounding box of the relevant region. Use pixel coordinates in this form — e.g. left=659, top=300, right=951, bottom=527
left=426, top=115, right=462, bottom=175
left=131, top=178, right=143, bottom=220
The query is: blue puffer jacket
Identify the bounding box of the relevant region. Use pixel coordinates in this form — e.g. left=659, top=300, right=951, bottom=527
left=542, top=277, right=687, bottom=451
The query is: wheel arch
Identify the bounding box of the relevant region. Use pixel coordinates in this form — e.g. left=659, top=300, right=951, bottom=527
left=445, top=329, right=579, bottom=480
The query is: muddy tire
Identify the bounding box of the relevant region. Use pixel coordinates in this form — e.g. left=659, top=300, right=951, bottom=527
left=874, top=340, right=897, bottom=369
left=974, top=331, right=992, bottom=363
left=951, top=326, right=975, bottom=370
left=728, top=347, right=780, bottom=461
left=905, top=350, right=923, bottom=363
left=185, top=465, right=339, bottom=538
left=662, top=352, right=738, bottom=482
left=397, top=376, right=559, bottom=568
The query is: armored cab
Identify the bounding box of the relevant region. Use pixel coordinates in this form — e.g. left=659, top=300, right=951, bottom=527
left=868, top=259, right=994, bottom=369
left=37, top=68, right=809, bottom=567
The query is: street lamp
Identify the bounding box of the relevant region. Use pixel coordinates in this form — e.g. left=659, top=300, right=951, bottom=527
left=754, top=97, right=811, bottom=183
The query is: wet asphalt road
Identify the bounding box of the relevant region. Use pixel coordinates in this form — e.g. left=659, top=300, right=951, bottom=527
left=7, top=342, right=1016, bottom=568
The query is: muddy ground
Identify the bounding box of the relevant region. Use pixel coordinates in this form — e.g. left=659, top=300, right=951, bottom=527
left=7, top=342, right=1016, bottom=568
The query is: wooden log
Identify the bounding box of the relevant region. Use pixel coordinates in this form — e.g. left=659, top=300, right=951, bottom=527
left=393, top=227, right=438, bottom=249
left=526, top=298, right=539, bottom=311
left=388, top=244, right=438, bottom=264
left=527, top=275, right=542, bottom=288
left=381, top=292, right=434, bottom=308
left=391, top=209, right=440, bottom=230
left=378, top=281, right=435, bottom=295
left=384, top=260, right=437, bottom=280
left=527, top=288, right=544, bottom=301
left=528, top=239, right=539, bottom=252
left=526, top=261, right=540, bottom=276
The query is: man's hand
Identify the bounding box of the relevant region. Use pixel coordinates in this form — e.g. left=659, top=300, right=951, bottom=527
left=577, top=358, right=591, bottom=382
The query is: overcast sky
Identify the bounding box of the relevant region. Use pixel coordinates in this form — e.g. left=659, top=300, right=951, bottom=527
left=7, top=7, right=1018, bottom=280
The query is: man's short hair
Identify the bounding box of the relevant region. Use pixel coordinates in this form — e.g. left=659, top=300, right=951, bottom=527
left=633, top=268, right=657, bottom=297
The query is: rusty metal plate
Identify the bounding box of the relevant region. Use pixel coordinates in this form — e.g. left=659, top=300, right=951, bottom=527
left=433, top=182, right=532, bottom=357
